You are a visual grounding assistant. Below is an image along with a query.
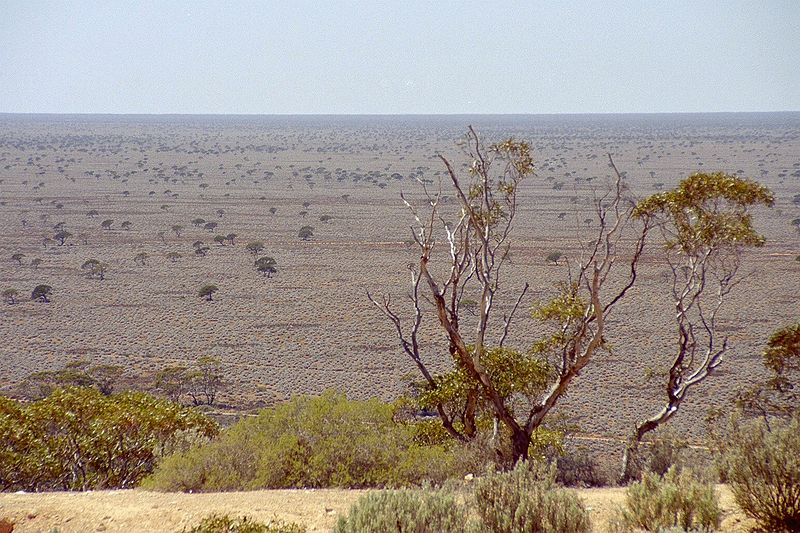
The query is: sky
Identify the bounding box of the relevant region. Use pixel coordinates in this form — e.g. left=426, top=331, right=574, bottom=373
left=1, top=0, right=798, bottom=114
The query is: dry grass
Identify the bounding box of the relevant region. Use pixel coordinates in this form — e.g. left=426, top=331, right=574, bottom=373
left=0, top=484, right=755, bottom=533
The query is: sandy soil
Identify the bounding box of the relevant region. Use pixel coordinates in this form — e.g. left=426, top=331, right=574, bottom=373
left=0, top=484, right=753, bottom=533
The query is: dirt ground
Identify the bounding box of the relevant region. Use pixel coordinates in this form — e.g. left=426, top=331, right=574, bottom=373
left=0, top=484, right=753, bottom=533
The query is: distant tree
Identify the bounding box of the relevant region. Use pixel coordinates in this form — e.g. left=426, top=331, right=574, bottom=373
left=86, top=209, right=99, bottom=218
left=100, top=219, right=114, bottom=230
left=195, top=246, right=210, bottom=258
left=299, top=210, right=308, bottom=218
left=302, top=201, right=311, bottom=209
left=171, top=224, right=184, bottom=236
left=11, top=253, right=25, bottom=265
left=198, top=284, right=218, bottom=301
left=225, top=233, right=237, bottom=245
left=157, top=231, right=166, bottom=243
left=192, top=240, right=204, bottom=249
left=31, top=284, right=53, bottom=303
left=120, top=221, right=132, bottom=230
left=185, top=356, right=224, bottom=406
left=546, top=251, right=563, bottom=265
left=2, top=288, right=18, bottom=304
left=269, top=207, right=277, bottom=215
left=154, top=365, right=190, bottom=403
left=246, top=241, right=265, bottom=256
left=89, top=364, right=125, bottom=395
left=166, top=251, right=181, bottom=262
left=54, top=230, right=72, bottom=246
left=192, top=218, right=205, bottom=227
left=255, top=256, right=277, bottom=277
left=213, top=235, right=226, bottom=246
left=133, top=252, right=149, bottom=266
left=30, top=258, right=42, bottom=269
left=78, top=233, right=90, bottom=245
left=203, top=222, right=218, bottom=232
left=298, top=226, right=314, bottom=241
left=319, top=214, right=333, bottom=223
left=42, top=237, right=53, bottom=249
left=216, top=208, right=225, bottom=218
left=82, top=259, right=108, bottom=280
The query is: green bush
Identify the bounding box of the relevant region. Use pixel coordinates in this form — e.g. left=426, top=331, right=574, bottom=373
left=144, top=390, right=462, bottom=491
left=611, top=466, right=720, bottom=532
left=0, top=387, right=217, bottom=491
left=472, top=461, right=591, bottom=533
left=183, top=514, right=305, bottom=533
left=718, top=414, right=800, bottom=532
left=333, top=489, right=468, bottom=533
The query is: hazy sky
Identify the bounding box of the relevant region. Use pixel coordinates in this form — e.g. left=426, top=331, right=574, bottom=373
left=1, top=1, right=798, bottom=114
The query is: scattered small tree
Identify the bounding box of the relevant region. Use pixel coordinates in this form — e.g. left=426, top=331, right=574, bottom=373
left=82, top=259, right=108, bottom=280
left=246, top=241, right=265, bottom=256
left=120, top=221, right=132, bottom=230
left=171, top=224, right=184, bottom=236
left=11, top=253, right=25, bottom=265
left=100, top=219, right=114, bottom=230
left=31, top=284, right=52, bottom=302
left=53, top=229, right=72, bottom=246
left=198, top=284, right=218, bottom=301
left=192, top=217, right=206, bottom=227
left=166, top=251, right=182, bottom=262
left=298, top=225, right=314, bottom=241
left=255, top=256, right=277, bottom=277
left=2, top=288, right=18, bottom=305
left=134, top=252, right=149, bottom=266
left=546, top=251, right=563, bottom=265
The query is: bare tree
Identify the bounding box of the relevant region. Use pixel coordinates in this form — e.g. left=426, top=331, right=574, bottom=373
left=369, top=127, right=648, bottom=463
left=620, top=172, right=773, bottom=482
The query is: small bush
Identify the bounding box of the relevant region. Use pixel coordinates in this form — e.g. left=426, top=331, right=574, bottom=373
left=647, top=432, right=688, bottom=476
left=472, top=461, right=591, bottom=533
left=555, top=447, right=604, bottom=487
left=611, top=466, right=720, bottom=532
left=145, top=390, right=462, bottom=491
left=0, top=387, right=217, bottom=491
left=183, top=514, right=305, bottom=533
left=333, top=489, right=467, bottom=533
left=718, top=414, right=800, bottom=532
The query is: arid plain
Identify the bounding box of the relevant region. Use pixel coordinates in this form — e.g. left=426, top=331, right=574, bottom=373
left=1, top=113, right=798, bottom=459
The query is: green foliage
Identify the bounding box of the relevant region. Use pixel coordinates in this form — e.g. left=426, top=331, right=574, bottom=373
left=0, top=387, right=218, bottom=491
left=298, top=226, right=314, bottom=240
left=764, top=322, right=800, bottom=395
left=333, top=489, right=468, bottom=533
left=198, top=284, right=218, bottom=301
left=717, top=414, right=800, bottom=532
left=144, top=390, right=458, bottom=491
left=633, top=172, right=774, bottom=252
left=183, top=514, right=305, bottom=533
left=246, top=241, right=265, bottom=255
left=2, top=288, right=18, bottom=304
left=546, top=251, right=563, bottom=264
left=611, top=467, right=721, bottom=532
left=30, top=284, right=52, bottom=302
left=82, top=258, right=108, bottom=280
left=472, top=461, right=591, bottom=533
left=255, top=256, right=277, bottom=277
left=420, top=346, right=551, bottom=414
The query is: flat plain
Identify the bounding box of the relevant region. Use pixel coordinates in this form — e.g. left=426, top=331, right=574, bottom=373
left=1, top=113, right=798, bottom=462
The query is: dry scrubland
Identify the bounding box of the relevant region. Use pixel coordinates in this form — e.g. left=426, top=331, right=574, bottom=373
left=0, top=485, right=754, bottom=533
left=0, top=113, right=798, bottom=467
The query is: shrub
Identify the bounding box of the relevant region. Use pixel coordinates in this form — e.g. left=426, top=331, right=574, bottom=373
left=0, top=387, right=217, bottom=491
left=333, top=489, right=467, bottom=533
left=472, top=461, right=591, bottom=533
left=144, top=390, right=460, bottom=491
left=555, top=447, right=604, bottom=487
left=183, top=514, right=305, bottom=533
left=611, top=466, right=721, bottom=532
left=718, top=414, right=800, bottom=532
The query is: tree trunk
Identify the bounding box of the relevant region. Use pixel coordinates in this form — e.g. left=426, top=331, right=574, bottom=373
left=511, top=428, right=530, bottom=464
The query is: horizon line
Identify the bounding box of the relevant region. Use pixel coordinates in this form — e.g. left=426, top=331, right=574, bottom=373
left=1, top=110, right=799, bottom=117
